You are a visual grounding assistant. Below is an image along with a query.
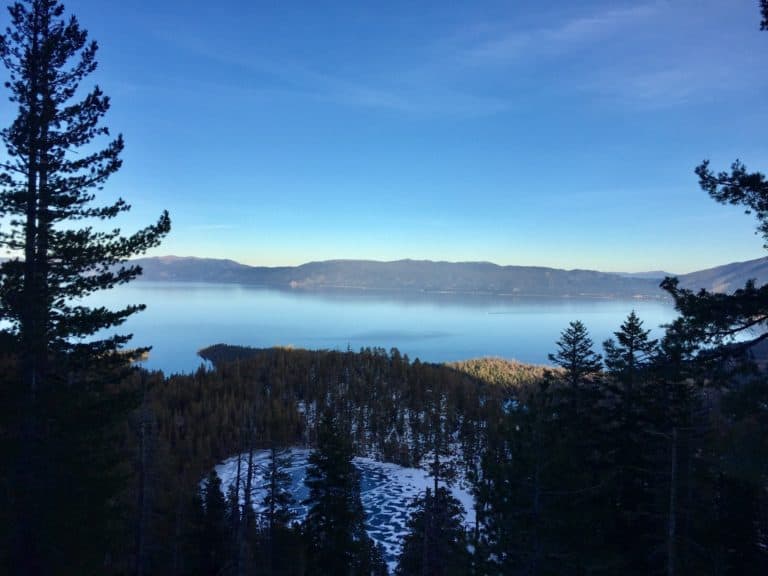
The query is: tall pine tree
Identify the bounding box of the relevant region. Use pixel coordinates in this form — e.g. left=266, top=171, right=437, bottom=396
left=0, top=1, right=169, bottom=573
left=0, top=0, right=170, bottom=388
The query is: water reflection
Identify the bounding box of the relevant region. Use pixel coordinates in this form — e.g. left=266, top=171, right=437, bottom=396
left=89, top=281, right=678, bottom=375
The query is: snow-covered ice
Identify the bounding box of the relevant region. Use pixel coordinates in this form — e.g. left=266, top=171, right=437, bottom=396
left=214, top=448, right=476, bottom=568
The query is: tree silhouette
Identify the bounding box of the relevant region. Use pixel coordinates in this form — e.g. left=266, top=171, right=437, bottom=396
left=657, top=15, right=768, bottom=565
left=0, top=0, right=170, bottom=394
left=202, top=470, right=230, bottom=576
left=660, top=7, right=768, bottom=359
left=0, top=1, right=169, bottom=572
left=258, top=446, right=297, bottom=575
left=395, top=487, right=469, bottom=576
left=549, top=320, right=602, bottom=390
left=303, top=410, right=385, bottom=575
left=662, top=160, right=768, bottom=356
left=603, top=310, right=658, bottom=389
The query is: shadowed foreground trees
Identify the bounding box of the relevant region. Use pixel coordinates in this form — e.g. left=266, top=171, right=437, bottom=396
left=396, top=487, right=469, bottom=576
left=33, top=336, right=755, bottom=575
left=0, top=0, right=169, bottom=573
left=303, top=411, right=387, bottom=576
left=657, top=18, right=768, bottom=572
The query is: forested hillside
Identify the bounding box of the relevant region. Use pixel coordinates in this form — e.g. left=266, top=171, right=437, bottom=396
left=107, top=335, right=766, bottom=575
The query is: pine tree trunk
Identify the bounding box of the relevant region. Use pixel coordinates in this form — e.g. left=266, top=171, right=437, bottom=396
left=239, top=438, right=255, bottom=576
left=14, top=13, right=43, bottom=574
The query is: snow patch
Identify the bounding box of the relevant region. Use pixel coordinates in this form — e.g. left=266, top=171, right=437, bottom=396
left=213, top=448, right=476, bottom=569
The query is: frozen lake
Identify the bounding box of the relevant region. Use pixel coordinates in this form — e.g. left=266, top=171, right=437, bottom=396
left=214, top=448, right=475, bottom=568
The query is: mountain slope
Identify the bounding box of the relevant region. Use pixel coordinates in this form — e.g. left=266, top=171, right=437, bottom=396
left=131, top=256, right=660, bottom=297
left=129, top=255, right=768, bottom=297
left=677, top=256, right=768, bottom=293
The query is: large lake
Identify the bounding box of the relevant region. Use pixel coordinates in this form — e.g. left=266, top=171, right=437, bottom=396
left=92, top=281, right=679, bottom=375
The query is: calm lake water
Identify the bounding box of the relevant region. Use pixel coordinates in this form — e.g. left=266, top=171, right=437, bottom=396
left=91, top=281, right=679, bottom=375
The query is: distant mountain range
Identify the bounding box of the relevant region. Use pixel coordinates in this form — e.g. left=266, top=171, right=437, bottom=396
left=128, top=255, right=768, bottom=298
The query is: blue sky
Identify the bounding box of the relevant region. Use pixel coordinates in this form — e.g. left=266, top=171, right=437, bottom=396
left=3, top=0, right=768, bottom=272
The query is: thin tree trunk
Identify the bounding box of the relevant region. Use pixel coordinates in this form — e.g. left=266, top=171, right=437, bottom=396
left=239, top=435, right=255, bottom=576
left=14, top=14, right=42, bottom=574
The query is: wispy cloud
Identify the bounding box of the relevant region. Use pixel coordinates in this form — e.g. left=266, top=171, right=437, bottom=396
left=463, top=2, right=662, bottom=64
left=583, top=26, right=764, bottom=109
left=149, top=27, right=509, bottom=117
left=449, top=0, right=767, bottom=110
left=590, top=67, right=704, bottom=109
left=251, top=59, right=510, bottom=116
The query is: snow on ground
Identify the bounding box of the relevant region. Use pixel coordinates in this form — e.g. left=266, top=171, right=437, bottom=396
left=214, top=448, right=476, bottom=569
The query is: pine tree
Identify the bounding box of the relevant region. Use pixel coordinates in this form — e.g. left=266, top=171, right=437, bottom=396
left=0, top=0, right=170, bottom=387
left=601, top=312, right=659, bottom=574
left=477, top=377, right=594, bottom=574
left=659, top=10, right=768, bottom=567
left=603, top=311, right=658, bottom=388
left=395, top=487, right=469, bottom=576
left=262, top=446, right=295, bottom=533
left=303, top=410, right=385, bottom=575
left=0, top=2, right=169, bottom=572
left=549, top=320, right=602, bottom=390
left=257, top=446, right=297, bottom=575
left=202, top=470, right=230, bottom=576
left=660, top=156, right=768, bottom=361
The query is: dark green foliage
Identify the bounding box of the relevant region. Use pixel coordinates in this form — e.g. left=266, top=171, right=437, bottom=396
left=763, top=0, right=768, bottom=30
left=662, top=159, right=768, bottom=355
left=549, top=319, right=602, bottom=389
left=396, top=487, right=469, bottom=576
left=202, top=470, right=230, bottom=575
left=603, top=310, right=658, bottom=383
left=656, top=79, right=768, bottom=572
left=697, top=159, right=768, bottom=246
left=189, top=346, right=495, bottom=470
left=302, top=410, right=386, bottom=575
left=95, top=336, right=766, bottom=575
left=254, top=446, right=298, bottom=575
left=0, top=1, right=168, bottom=573
left=261, top=446, right=295, bottom=532
left=475, top=376, right=607, bottom=575
left=0, top=0, right=170, bottom=385
left=601, top=313, right=660, bottom=573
